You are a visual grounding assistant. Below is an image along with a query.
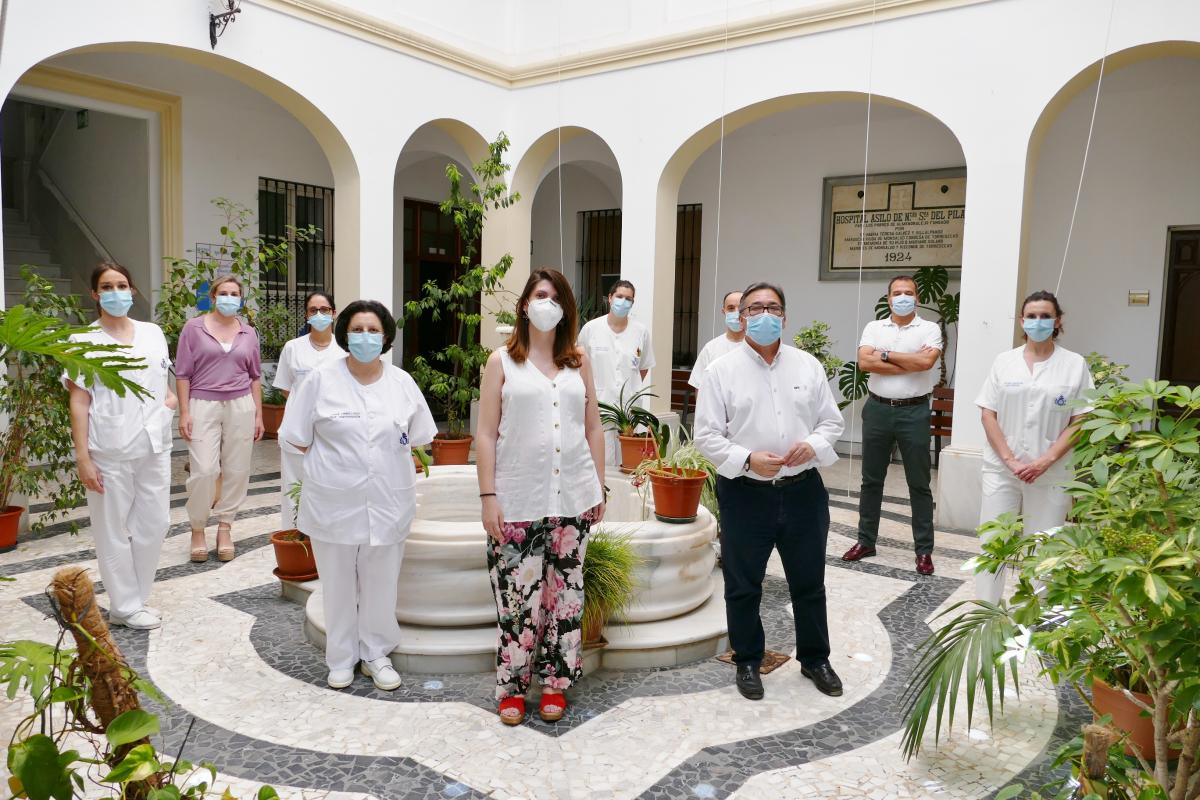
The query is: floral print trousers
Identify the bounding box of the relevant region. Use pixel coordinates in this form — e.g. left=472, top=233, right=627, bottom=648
left=487, top=513, right=592, bottom=700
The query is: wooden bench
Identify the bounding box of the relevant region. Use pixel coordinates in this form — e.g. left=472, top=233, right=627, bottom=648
left=930, top=386, right=954, bottom=468
left=671, top=368, right=694, bottom=428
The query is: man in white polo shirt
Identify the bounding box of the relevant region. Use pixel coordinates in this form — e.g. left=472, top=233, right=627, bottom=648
left=841, top=275, right=943, bottom=575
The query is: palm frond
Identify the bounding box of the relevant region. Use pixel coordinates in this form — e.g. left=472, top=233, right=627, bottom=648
left=899, top=600, right=1021, bottom=759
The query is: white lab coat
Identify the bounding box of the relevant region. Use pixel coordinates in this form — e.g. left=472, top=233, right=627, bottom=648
left=277, top=359, right=437, bottom=670
left=974, top=344, right=1094, bottom=602
left=64, top=320, right=173, bottom=620
left=272, top=334, right=346, bottom=528
left=578, top=316, right=655, bottom=463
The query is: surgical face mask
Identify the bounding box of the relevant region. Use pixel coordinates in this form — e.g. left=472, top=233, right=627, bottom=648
left=99, top=290, right=133, bottom=317
left=347, top=331, right=384, bottom=363
left=214, top=295, right=241, bottom=317
left=745, top=312, right=783, bottom=346
left=307, top=313, right=333, bottom=332
left=891, top=294, right=916, bottom=316
left=610, top=297, right=633, bottom=318
left=1022, top=317, right=1056, bottom=343
left=527, top=298, right=563, bottom=332
left=724, top=310, right=742, bottom=332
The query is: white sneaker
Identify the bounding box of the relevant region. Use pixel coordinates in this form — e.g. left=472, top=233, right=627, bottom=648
left=110, top=610, right=161, bottom=630
left=361, top=657, right=401, bottom=691
left=327, top=668, right=355, bottom=689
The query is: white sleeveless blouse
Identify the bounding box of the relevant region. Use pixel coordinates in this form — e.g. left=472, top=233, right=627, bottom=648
left=495, top=348, right=601, bottom=522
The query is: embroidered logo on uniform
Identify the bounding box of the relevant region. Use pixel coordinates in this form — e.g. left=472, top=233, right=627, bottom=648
left=160, top=358, right=169, bottom=370
left=1055, top=394, right=1067, bottom=406
left=399, top=432, right=409, bottom=445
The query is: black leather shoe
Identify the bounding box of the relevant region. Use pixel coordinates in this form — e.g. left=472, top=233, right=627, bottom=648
left=801, top=662, right=843, bottom=696
left=736, top=664, right=764, bottom=700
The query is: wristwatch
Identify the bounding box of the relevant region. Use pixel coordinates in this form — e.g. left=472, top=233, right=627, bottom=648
left=880, top=350, right=891, bottom=363
left=743, top=453, right=752, bottom=473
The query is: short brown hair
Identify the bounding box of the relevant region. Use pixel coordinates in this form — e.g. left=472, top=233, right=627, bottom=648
left=506, top=268, right=582, bottom=370
left=209, top=274, right=244, bottom=298
left=90, top=261, right=137, bottom=314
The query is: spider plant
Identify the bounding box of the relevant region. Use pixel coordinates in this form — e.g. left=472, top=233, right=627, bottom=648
left=581, top=527, right=642, bottom=642
left=598, top=384, right=660, bottom=437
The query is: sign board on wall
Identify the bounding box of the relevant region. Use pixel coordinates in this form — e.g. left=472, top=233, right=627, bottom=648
left=819, top=167, right=966, bottom=281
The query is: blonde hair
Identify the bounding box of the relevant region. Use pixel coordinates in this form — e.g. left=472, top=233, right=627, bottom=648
left=209, top=274, right=244, bottom=298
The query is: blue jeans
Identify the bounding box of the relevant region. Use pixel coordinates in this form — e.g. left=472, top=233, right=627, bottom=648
left=716, top=471, right=831, bottom=669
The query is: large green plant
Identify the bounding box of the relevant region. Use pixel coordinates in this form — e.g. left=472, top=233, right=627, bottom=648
left=154, top=198, right=315, bottom=355
left=900, top=380, right=1200, bottom=799
left=404, top=134, right=521, bottom=439
left=0, top=270, right=148, bottom=527
left=792, top=321, right=866, bottom=410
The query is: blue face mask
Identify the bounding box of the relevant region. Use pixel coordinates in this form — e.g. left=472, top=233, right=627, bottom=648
left=891, top=294, right=916, bottom=316
left=214, top=295, right=241, bottom=317
left=610, top=297, right=633, bottom=318
left=745, top=312, right=783, bottom=346
left=348, top=331, right=384, bottom=363
left=99, top=290, right=133, bottom=317
left=307, top=313, right=333, bottom=332
left=1022, top=318, right=1056, bottom=342
left=725, top=310, right=742, bottom=332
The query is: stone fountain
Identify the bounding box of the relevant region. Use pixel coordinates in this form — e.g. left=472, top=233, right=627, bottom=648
left=293, top=466, right=728, bottom=674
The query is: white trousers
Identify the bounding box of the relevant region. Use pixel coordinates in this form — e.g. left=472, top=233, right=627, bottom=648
left=185, top=395, right=255, bottom=529
left=311, top=538, right=405, bottom=671
left=279, top=447, right=303, bottom=529
left=975, top=468, right=1070, bottom=603
left=87, top=443, right=171, bottom=619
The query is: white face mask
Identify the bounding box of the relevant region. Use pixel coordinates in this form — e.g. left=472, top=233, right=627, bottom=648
left=527, top=297, right=564, bottom=332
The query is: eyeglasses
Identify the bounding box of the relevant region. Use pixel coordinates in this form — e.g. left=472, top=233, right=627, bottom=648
left=307, top=306, right=334, bottom=315
left=744, top=303, right=784, bottom=317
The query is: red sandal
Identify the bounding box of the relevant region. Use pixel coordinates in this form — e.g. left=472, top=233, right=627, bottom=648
left=539, top=691, right=566, bottom=722
left=498, top=696, right=525, bottom=726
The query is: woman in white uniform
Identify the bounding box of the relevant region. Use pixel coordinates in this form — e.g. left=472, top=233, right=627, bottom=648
left=279, top=300, right=436, bottom=691
left=577, top=280, right=655, bottom=464
left=975, top=290, right=1093, bottom=603
left=272, top=291, right=344, bottom=528
left=66, top=262, right=176, bottom=630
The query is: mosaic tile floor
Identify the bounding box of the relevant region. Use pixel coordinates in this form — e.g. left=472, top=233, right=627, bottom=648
left=0, top=441, right=1085, bottom=799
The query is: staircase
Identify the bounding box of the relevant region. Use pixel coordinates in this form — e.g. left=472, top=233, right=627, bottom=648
left=3, top=208, right=78, bottom=309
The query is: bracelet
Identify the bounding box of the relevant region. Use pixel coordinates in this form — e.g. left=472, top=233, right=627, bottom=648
left=479, top=492, right=496, bottom=498
left=603, top=484, right=611, bottom=495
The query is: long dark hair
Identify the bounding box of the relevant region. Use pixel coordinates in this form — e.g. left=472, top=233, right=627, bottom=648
left=1020, top=290, right=1065, bottom=339
left=506, top=268, right=582, bottom=369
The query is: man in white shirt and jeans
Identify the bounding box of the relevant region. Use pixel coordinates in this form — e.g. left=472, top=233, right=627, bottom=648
left=841, top=275, right=942, bottom=574
left=695, top=282, right=846, bottom=701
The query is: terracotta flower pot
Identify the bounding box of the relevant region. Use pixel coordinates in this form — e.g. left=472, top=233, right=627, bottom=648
left=271, top=529, right=318, bottom=582
left=647, top=467, right=708, bottom=523
left=617, top=434, right=656, bottom=474
left=0, top=505, right=22, bottom=553
left=431, top=435, right=473, bottom=465
left=1092, top=678, right=1181, bottom=760
left=261, top=403, right=285, bottom=440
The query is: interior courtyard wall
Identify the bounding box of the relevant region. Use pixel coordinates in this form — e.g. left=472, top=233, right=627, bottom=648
left=529, top=163, right=620, bottom=291
left=1025, top=56, right=1200, bottom=383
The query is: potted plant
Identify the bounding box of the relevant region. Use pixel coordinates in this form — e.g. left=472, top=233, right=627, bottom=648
left=271, top=481, right=317, bottom=581
left=899, top=379, right=1200, bottom=799
left=581, top=528, right=642, bottom=645
left=260, top=383, right=286, bottom=440
left=632, top=437, right=712, bottom=524
left=0, top=271, right=149, bottom=551
left=405, top=134, right=522, bottom=466
left=598, top=385, right=663, bottom=473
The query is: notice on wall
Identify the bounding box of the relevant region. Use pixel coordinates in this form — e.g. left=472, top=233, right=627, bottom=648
left=819, top=168, right=966, bottom=281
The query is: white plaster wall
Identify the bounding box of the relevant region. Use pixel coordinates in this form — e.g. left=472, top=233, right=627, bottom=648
left=46, top=52, right=334, bottom=299
left=40, top=108, right=150, bottom=294
left=1025, top=56, right=1200, bottom=383
left=679, top=101, right=963, bottom=395
left=530, top=163, right=620, bottom=290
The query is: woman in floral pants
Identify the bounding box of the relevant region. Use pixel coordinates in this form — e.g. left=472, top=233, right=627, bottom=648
left=476, top=269, right=607, bottom=725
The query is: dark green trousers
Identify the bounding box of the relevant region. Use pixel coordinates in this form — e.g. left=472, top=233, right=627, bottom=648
left=856, top=395, right=934, bottom=554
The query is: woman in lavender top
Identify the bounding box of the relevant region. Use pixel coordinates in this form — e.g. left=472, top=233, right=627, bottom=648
left=175, top=275, right=263, bottom=562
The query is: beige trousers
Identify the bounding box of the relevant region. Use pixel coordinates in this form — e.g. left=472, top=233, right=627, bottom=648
left=186, top=395, right=255, bottom=529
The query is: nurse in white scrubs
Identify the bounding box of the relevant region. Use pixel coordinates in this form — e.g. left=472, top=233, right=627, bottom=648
left=272, top=291, right=344, bottom=528
left=279, top=299, right=436, bottom=691
left=577, top=280, right=655, bottom=463
left=66, top=262, right=175, bottom=630
left=975, top=290, right=1094, bottom=603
